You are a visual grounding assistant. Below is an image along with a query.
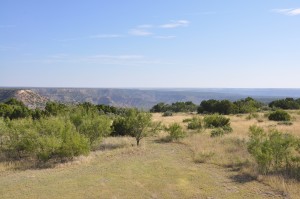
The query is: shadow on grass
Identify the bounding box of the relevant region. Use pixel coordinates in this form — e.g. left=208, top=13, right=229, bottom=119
left=95, top=143, right=134, bottom=151
left=0, top=157, right=74, bottom=171
left=153, top=136, right=172, bottom=143
left=229, top=173, right=256, bottom=183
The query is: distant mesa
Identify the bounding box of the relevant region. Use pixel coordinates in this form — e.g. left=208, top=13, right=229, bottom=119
left=97, top=97, right=113, bottom=105
left=1, top=88, right=300, bottom=109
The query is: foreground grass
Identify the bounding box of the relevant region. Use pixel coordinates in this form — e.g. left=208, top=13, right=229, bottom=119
left=154, top=112, right=300, bottom=198
left=0, top=136, right=282, bottom=199
left=2, top=112, right=299, bottom=199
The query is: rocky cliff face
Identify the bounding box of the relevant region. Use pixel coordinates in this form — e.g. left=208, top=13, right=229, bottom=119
left=0, top=89, right=49, bottom=109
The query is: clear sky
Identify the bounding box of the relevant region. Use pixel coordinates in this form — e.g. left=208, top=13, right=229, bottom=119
left=1, top=0, right=299, bottom=88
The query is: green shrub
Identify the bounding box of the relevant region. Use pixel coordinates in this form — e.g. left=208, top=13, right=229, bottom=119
left=37, top=135, right=62, bottom=161
left=75, top=115, right=111, bottom=145
left=182, top=118, right=192, bottom=123
left=211, top=128, right=225, bottom=137
left=204, top=114, right=230, bottom=128
left=111, top=116, right=129, bottom=136
left=194, top=151, right=215, bottom=163
left=222, top=125, right=233, bottom=133
left=1, top=117, right=90, bottom=162
left=187, top=117, right=202, bottom=130
left=268, top=110, right=291, bottom=121
left=4, top=118, right=39, bottom=159
left=58, top=122, right=90, bottom=159
left=166, top=123, right=186, bottom=141
left=246, top=113, right=259, bottom=120
left=247, top=125, right=298, bottom=175
left=210, top=126, right=233, bottom=137
left=36, top=117, right=90, bottom=161
left=162, top=111, right=173, bottom=117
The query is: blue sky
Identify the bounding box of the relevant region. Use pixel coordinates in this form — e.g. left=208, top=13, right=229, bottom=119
left=0, top=0, right=299, bottom=88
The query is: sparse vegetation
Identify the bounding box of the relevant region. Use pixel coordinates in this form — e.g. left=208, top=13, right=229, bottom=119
left=2, top=97, right=300, bottom=198
left=187, top=116, right=202, bottom=130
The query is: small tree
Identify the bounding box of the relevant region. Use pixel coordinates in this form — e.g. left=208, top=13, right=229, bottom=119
left=129, top=110, right=153, bottom=146
left=73, top=114, right=111, bottom=145
left=45, top=102, right=67, bottom=116
left=111, top=109, right=155, bottom=146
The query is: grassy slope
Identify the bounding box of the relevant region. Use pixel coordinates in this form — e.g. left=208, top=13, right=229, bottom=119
left=0, top=137, right=282, bottom=199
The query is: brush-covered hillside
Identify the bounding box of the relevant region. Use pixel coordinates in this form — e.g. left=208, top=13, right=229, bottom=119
left=0, top=89, right=48, bottom=109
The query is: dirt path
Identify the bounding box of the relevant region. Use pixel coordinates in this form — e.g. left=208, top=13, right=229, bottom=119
left=0, top=138, right=285, bottom=199
left=148, top=140, right=284, bottom=199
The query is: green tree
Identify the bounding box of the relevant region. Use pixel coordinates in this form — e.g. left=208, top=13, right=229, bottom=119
left=77, top=115, right=111, bottom=145
left=150, top=102, right=169, bottom=113
left=269, top=98, right=300, bottom=110
left=45, top=102, right=67, bottom=116
left=112, top=109, right=155, bottom=146
left=35, top=117, right=90, bottom=161
left=4, top=118, right=39, bottom=159
left=234, top=97, right=263, bottom=113
left=0, top=103, right=13, bottom=118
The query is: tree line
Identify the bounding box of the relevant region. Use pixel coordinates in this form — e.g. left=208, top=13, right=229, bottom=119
left=150, top=97, right=300, bottom=115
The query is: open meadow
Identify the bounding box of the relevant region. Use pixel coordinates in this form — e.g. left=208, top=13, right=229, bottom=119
left=2, top=1, right=300, bottom=198
left=1, top=111, right=299, bottom=198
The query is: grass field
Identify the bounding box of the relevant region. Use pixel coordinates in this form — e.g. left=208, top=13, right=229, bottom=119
left=1, top=112, right=300, bottom=198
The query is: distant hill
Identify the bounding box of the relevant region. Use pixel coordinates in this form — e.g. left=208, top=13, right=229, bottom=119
left=0, top=89, right=49, bottom=109
left=32, top=88, right=248, bottom=109
left=1, top=88, right=299, bottom=109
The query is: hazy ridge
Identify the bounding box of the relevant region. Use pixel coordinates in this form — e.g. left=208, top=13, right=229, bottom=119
left=1, top=88, right=299, bottom=109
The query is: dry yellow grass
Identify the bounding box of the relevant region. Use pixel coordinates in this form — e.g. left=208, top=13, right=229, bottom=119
left=154, top=111, right=300, bottom=198
left=152, top=112, right=195, bottom=126
left=1, top=136, right=282, bottom=199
